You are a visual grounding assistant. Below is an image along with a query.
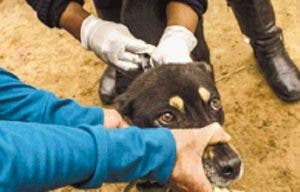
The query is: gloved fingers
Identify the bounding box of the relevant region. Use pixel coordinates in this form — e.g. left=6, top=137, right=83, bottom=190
left=134, top=44, right=156, bottom=55
left=149, top=58, right=160, bottom=68
left=102, top=44, right=141, bottom=71
left=149, top=51, right=163, bottom=66
left=102, top=40, right=125, bottom=64
left=150, top=43, right=193, bottom=65
left=124, top=37, right=155, bottom=54
left=119, top=52, right=144, bottom=64
left=113, top=60, right=139, bottom=71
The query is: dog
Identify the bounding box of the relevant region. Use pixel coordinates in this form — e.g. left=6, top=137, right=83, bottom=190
left=114, top=63, right=242, bottom=191
left=97, top=0, right=243, bottom=191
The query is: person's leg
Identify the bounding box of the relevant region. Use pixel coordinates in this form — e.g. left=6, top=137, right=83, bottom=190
left=227, top=0, right=300, bottom=102
left=93, top=0, right=122, bottom=22
left=192, top=16, right=211, bottom=65
left=191, top=2, right=214, bottom=79
left=0, top=68, right=103, bottom=127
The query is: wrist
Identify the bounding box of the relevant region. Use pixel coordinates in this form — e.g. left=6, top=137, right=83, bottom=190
left=162, top=25, right=197, bottom=52
left=166, top=1, right=198, bottom=33
left=105, top=127, right=176, bottom=183
left=60, top=2, right=90, bottom=40
left=80, top=15, right=100, bottom=49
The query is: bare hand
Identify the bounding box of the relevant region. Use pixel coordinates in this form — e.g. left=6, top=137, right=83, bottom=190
left=170, top=123, right=231, bottom=192
left=103, top=109, right=129, bottom=129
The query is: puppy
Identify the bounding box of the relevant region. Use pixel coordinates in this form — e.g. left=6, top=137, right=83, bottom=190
left=114, top=63, right=242, bottom=191
left=97, top=0, right=243, bottom=190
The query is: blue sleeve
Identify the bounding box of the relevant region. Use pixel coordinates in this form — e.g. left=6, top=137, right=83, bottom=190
left=0, top=68, right=103, bottom=127
left=0, top=120, right=176, bottom=191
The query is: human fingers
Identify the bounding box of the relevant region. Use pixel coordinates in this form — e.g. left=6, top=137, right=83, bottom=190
left=103, top=109, right=128, bottom=129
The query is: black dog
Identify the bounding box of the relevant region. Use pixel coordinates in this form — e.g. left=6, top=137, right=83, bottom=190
left=98, top=0, right=243, bottom=190
left=115, top=63, right=242, bottom=191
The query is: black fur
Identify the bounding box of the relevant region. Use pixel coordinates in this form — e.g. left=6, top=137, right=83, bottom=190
left=116, top=63, right=221, bottom=127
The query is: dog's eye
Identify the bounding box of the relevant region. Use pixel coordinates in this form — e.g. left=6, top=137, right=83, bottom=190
left=158, top=112, right=175, bottom=125
left=210, top=98, right=222, bottom=111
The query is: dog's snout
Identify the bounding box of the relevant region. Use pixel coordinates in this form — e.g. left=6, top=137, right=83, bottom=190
left=218, top=153, right=241, bottom=179
left=222, top=165, right=234, bottom=177
left=203, top=143, right=242, bottom=186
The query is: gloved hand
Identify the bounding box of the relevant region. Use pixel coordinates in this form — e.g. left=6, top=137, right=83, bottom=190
left=150, top=25, right=197, bottom=65
left=81, top=15, right=155, bottom=71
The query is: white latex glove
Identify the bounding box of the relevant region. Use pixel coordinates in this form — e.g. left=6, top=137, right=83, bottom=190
left=81, top=15, right=155, bottom=71
left=151, top=25, right=197, bottom=65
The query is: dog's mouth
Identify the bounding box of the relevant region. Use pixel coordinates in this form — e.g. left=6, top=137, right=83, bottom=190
left=127, top=141, right=243, bottom=192
left=121, top=103, right=243, bottom=190
left=152, top=114, right=243, bottom=186
left=152, top=116, right=242, bottom=188
left=202, top=143, right=243, bottom=187
left=129, top=142, right=243, bottom=192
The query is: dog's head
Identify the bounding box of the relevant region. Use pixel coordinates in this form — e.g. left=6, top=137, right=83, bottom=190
left=115, top=62, right=242, bottom=187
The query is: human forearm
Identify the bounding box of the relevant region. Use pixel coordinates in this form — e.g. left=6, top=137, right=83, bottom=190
left=26, top=0, right=84, bottom=28
left=150, top=1, right=198, bottom=64
left=0, top=121, right=176, bottom=190
left=59, top=1, right=90, bottom=40
left=0, top=68, right=103, bottom=127
left=166, top=1, right=198, bottom=33
left=150, top=1, right=199, bottom=64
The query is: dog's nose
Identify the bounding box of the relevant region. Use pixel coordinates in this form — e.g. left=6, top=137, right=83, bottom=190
left=213, top=143, right=242, bottom=180
left=203, top=143, right=242, bottom=186
left=218, top=153, right=242, bottom=179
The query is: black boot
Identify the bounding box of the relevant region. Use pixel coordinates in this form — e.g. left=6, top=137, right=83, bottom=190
left=227, top=0, right=300, bottom=102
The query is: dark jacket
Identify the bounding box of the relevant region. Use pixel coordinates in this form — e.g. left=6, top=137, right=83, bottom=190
left=26, top=0, right=207, bottom=28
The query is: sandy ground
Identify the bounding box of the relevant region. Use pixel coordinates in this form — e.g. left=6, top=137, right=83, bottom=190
left=0, top=0, right=299, bottom=192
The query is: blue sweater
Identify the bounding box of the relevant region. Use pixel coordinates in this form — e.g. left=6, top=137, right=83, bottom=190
left=0, top=68, right=176, bottom=191
left=25, top=0, right=207, bottom=28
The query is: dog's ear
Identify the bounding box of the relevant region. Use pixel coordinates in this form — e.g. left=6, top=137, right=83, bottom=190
left=193, top=61, right=215, bottom=80
left=114, top=92, right=135, bottom=119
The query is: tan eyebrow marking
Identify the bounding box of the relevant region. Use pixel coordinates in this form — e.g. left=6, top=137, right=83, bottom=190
left=204, top=63, right=213, bottom=73
left=198, top=87, right=211, bottom=103
left=169, top=96, right=185, bottom=112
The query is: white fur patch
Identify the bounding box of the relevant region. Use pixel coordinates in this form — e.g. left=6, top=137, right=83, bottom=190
left=213, top=186, right=244, bottom=192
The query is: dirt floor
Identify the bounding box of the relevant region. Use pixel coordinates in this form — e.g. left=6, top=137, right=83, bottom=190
left=0, top=0, right=299, bottom=191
